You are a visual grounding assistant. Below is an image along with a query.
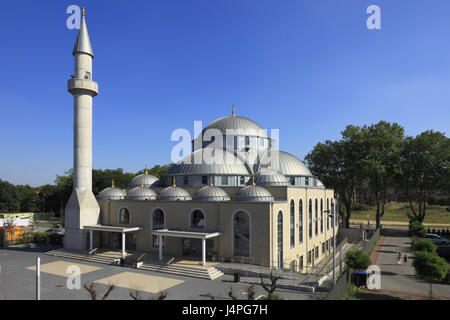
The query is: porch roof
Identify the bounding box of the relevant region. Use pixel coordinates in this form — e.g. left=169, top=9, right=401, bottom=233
left=84, top=225, right=143, bottom=233
left=152, top=228, right=221, bottom=239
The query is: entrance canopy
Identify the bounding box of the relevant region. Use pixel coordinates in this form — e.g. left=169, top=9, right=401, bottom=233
left=152, top=229, right=221, bottom=266
left=152, top=229, right=221, bottom=240
left=84, top=225, right=143, bottom=233
left=84, top=225, right=143, bottom=258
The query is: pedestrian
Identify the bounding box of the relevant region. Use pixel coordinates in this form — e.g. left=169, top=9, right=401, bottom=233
left=403, top=254, right=408, bottom=264
left=397, top=252, right=402, bottom=264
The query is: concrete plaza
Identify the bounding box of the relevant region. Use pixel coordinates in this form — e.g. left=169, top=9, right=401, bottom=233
left=0, top=247, right=315, bottom=300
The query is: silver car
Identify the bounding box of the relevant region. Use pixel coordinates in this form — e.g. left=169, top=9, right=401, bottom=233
left=419, top=233, right=450, bottom=246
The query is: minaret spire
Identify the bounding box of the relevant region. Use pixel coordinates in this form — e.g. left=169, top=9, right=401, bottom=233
left=73, top=7, right=94, bottom=58
left=232, top=104, right=235, bottom=117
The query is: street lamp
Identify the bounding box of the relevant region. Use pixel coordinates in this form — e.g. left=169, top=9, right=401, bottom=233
left=324, top=202, right=336, bottom=287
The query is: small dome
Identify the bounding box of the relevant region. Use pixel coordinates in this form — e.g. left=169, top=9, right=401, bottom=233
left=126, top=186, right=157, bottom=200
left=193, top=186, right=230, bottom=201
left=255, top=167, right=288, bottom=186
left=236, top=185, right=274, bottom=201
left=157, top=186, right=192, bottom=201
left=167, top=147, right=251, bottom=176
left=129, top=169, right=159, bottom=188
left=258, top=150, right=313, bottom=176
left=98, top=181, right=126, bottom=200
left=202, top=115, right=268, bottom=138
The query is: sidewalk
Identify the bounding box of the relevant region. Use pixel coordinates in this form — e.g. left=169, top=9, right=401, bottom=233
left=370, top=228, right=450, bottom=299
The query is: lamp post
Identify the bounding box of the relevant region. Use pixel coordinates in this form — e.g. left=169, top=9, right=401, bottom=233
left=325, top=203, right=336, bottom=287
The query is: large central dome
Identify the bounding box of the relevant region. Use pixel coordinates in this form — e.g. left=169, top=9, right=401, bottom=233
left=202, top=115, right=268, bottom=138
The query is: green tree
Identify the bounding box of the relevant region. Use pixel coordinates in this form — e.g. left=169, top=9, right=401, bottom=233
left=345, top=250, right=371, bottom=270
left=359, top=121, right=404, bottom=229
left=412, top=239, right=436, bottom=253
left=0, top=179, right=20, bottom=212
left=396, top=131, right=450, bottom=222
left=409, top=220, right=427, bottom=238
left=413, top=251, right=449, bottom=298
left=305, top=125, right=364, bottom=228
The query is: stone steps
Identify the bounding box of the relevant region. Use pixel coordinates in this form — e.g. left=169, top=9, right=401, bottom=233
left=45, top=249, right=224, bottom=280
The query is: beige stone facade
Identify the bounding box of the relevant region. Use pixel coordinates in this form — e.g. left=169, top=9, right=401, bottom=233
left=93, top=186, right=338, bottom=271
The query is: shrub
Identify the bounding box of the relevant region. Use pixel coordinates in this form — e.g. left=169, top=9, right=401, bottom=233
left=32, top=232, right=51, bottom=244
left=413, top=251, right=449, bottom=296
left=48, top=233, right=64, bottom=246
left=345, top=250, right=371, bottom=270
left=409, top=221, right=426, bottom=237
left=412, top=239, right=437, bottom=253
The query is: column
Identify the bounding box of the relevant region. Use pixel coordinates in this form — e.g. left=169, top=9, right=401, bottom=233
left=122, top=232, right=126, bottom=258
left=89, top=230, right=93, bottom=251
left=158, top=235, right=163, bottom=261
left=202, top=238, right=206, bottom=266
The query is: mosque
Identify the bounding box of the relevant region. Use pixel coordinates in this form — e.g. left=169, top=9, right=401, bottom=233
left=64, top=9, right=338, bottom=272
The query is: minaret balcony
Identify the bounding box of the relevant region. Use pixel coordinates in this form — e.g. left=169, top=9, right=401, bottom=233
left=68, top=78, right=99, bottom=96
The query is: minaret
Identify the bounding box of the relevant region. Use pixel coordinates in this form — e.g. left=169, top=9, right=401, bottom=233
left=64, top=7, right=100, bottom=251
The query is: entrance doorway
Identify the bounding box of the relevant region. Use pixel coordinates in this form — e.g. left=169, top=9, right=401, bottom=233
left=181, top=238, right=213, bottom=257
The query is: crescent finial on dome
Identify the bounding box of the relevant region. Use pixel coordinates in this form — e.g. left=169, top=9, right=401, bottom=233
left=145, top=165, right=148, bottom=175
left=112, top=179, right=115, bottom=188
left=232, top=104, right=235, bottom=117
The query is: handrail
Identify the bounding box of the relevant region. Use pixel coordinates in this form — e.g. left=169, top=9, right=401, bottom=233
left=88, top=248, right=98, bottom=256
left=166, top=257, right=175, bottom=265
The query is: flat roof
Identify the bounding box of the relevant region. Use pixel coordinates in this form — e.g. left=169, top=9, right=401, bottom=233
left=152, top=229, right=221, bottom=239
left=84, top=225, right=143, bottom=233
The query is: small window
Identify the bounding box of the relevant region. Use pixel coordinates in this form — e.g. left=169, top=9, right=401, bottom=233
left=240, top=176, right=245, bottom=185
left=183, top=176, right=189, bottom=185
left=221, top=176, right=228, bottom=185
left=245, top=136, right=250, bottom=145
left=201, top=176, right=208, bottom=185
left=305, top=177, right=309, bottom=186
left=315, top=247, right=319, bottom=259
left=289, top=177, right=295, bottom=186
left=84, top=71, right=91, bottom=80
left=234, top=136, right=238, bottom=150
left=299, top=256, right=304, bottom=271
left=191, top=210, right=205, bottom=229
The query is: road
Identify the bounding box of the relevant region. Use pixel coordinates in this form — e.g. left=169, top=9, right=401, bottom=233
left=370, top=228, right=450, bottom=299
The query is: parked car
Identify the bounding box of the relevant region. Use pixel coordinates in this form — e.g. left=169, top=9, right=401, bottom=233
left=46, top=228, right=64, bottom=235
left=418, top=233, right=450, bottom=246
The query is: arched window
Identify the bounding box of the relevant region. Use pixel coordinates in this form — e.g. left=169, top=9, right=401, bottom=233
left=308, top=199, right=312, bottom=239
left=299, top=199, right=303, bottom=244
left=320, top=199, right=323, bottom=234
left=240, top=176, right=245, bottom=185
left=233, top=211, right=250, bottom=257
left=315, top=199, right=318, bottom=236
left=234, top=136, right=238, bottom=149
left=119, top=207, right=130, bottom=224
left=327, top=198, right=330, bottom=230
left=183, top=176, right=189, bottom=185
left=290, top=200, right=295, bottom=248
left=152, top=209, right=165, bottom=247
left=191, top=210, right=205, bottom=229
left=277, top=211, right=283, bottom=269
left=202, top=176, right=208, bottom=185
left=245, top=136, right=250, bottom=145
left=331, top=199, right=335, bottom=227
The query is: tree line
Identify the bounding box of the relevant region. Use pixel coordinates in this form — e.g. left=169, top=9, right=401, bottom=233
left=0, top=164, right=173, bottom=217
left=305, top=121, right=450, bottom=228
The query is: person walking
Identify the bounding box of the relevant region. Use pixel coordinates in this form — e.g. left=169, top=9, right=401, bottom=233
left=397, top=252, right=402, bottom=265
left=403, top=254, right=408, bottom=264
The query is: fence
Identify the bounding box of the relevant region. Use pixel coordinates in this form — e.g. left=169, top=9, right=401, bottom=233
left=325, top=227, right=381, bottom=300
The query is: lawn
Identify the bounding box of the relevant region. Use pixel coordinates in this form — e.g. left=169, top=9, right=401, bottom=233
left=349, top=202, right=450, bottom=226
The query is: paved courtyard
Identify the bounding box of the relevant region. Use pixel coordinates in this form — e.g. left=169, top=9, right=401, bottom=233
left=371, top=228, right=450, bottom=299
left=0, top=247, right=315, bottom=300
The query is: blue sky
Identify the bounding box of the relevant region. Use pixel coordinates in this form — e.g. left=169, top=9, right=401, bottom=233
left=1, top=0, right=449, bottom=186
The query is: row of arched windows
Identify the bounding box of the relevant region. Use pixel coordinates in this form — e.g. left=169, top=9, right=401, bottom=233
left=285, top=197, right=337, bottom=247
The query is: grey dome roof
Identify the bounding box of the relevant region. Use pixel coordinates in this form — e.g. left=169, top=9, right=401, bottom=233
left=157, top=186, right=192, bottom=201
left=126, top=186, right=157, bottom=200
left=203, top=115, right=268, bottom=138
left=258, top=151, right=313, bottom=176
left=236, top=185, right=274, bottom=201
left=167, top=148, right=251, bottom=176
left=129, top=173, right=159, bottom=188
left=98, top=186, right=127, bottom=200
left=255, top=168, right=288, bottom=186
left=193, top=186, right=231, bottom=201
